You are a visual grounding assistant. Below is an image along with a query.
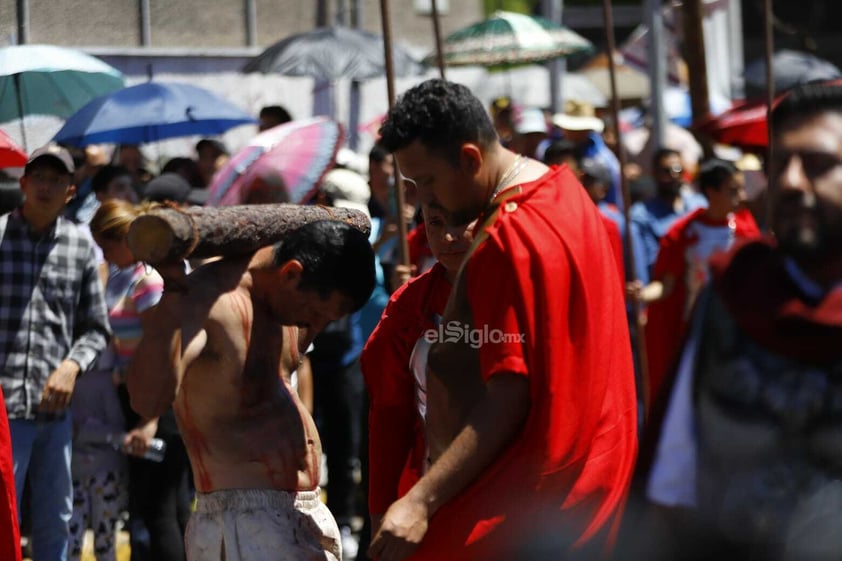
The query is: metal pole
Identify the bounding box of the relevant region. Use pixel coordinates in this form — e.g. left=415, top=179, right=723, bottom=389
left=543, top=0, right=565, bottom=114
left=16, top=0, right=29, bottom=44
left=139, top=0, right=151, bottom=46
left=603, top=0, right=650, bottom=419
left=644, top=0, right=666, bottom=149
left=431, top=0, right=447, bottom=79
left=379, top=0, right=410, bottom=267
left=245, top=0, right=257, bottom=47
left=349, top=0, right=362, bottom=150
left=764, top=0, right=775, bottom=233
left=13, top=73, right=27, bottom=151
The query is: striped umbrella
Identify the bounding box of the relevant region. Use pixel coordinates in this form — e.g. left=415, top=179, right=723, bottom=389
left=424, top=10, right=593, bottom=68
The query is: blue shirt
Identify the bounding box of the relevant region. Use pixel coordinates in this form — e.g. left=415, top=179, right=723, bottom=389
left=629, top=191, right=707, bottom=285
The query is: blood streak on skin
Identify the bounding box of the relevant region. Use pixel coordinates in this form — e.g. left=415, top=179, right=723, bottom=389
left=229, top=291, right=252, bottom=349
left=176, top=377, right=214, bottom=491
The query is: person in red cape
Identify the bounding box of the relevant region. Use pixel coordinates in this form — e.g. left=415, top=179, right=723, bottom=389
left=370, top=79, right=638, bottom=561
left=635, top=158, right=760, bottom=409
left=643, top=80, right=842, bottom=561
left=0, top=393, right=20, bottom=561
left=361, top=201, right=473, bottom=539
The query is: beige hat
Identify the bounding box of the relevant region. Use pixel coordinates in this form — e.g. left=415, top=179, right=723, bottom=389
left=552, top=100, right=605, bottom=133
left=320, top=168, right=371, bottom=218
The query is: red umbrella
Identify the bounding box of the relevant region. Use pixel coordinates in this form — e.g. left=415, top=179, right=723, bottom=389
left=696, top=99, right=768, bottom=148
left=0, top=129, right=27, bottom=168
left=207, top=117, right=343, bottom=206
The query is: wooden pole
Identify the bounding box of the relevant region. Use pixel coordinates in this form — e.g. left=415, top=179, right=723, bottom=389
left=379, top=0, right=411, bottom=267
left=764, top=0, right=775, bottom=232
left=431, top=0, right=447, bottom=79
left=682, top=0, right=710, bottom=124
left=602, top=0, right=650, bottom=418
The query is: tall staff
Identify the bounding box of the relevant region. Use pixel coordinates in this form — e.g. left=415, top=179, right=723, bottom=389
left=430, top=0, right=447, bottom=79
left=601, top=0, right=650, bottom=417
left=763, top=0, right=775, bottom=231
left=379, top=0, right=411, bottom=267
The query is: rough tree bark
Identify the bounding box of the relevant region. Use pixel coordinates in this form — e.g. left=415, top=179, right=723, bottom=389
left=127, top=203, right=371, bottom=264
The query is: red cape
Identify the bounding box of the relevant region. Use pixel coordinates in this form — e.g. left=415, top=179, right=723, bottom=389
left=409, top=166, right=638, bottom=560
left=0, top=393, right=20, bottom=561
left=361, top=263, right=451, bottom=515
left=710, top=237, right=842, bottom=364
left=645, top=207, right=760, bottom=407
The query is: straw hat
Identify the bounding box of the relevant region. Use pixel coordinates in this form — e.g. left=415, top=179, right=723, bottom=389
left=552, top=99, right=605, bottom=133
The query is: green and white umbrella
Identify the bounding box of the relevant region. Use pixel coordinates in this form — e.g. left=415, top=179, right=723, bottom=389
left=424, top=10, right=593, bottom=68
left=0, top=44, right=125, bottom=123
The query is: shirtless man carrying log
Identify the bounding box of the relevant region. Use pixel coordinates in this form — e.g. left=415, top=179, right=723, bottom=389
left=127, top=220, right=376, bottom=561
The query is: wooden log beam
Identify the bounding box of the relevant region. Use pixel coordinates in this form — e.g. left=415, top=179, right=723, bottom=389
left=127, top=203, right=371, bottom=264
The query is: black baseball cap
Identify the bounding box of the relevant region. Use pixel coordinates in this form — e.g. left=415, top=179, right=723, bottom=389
left=142, top=173, right=208, bottom=206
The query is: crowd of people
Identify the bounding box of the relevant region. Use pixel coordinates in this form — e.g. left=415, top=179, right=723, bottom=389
left=0, top=76, right=840, bottom=561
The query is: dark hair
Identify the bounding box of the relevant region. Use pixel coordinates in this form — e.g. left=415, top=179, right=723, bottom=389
left=697, top=158, right=737, bottom=196
left=272, top=220, right=375, bottom=312
left=91, top=165, right=131, bottom=194
left=542, top=138, right=579, bottom=166
left=369, top=143, right=391, bottom=164
left=379, top=79, right=498, bottom=165
left=195, top=138, right=228, bottom=156
left=653, top=147, right=681, bottom=168
left=259, top=105, right=293, bottom=125
left=771, top=80, right=842, bottom=130
left=161, top=157, right=203, bottom=187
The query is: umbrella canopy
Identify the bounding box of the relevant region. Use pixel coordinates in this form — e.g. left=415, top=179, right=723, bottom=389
left=695, top=99, right=768, bottom=148
left=208, top=117, right=343, bottom=207
left=243, top=26, right=423, bottom=81
left=0, top=128, right=27, bottom=168
left=0, top=44, right=125, bottom=122
left=51, top=82, right=256, bottom=147
left=426, top=10, right=593, bottom=68
left=744, top=49, right=842, bottom=96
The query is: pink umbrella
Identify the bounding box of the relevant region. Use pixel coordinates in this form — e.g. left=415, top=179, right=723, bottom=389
left=208, top=117, right=344, bottom=206
left=0, top=128, right=27, bottom=169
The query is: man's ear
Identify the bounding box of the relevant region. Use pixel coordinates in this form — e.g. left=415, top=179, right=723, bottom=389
left=278, top=259, right=304, bottom=287
left=459, top=143, right=483, bottom=178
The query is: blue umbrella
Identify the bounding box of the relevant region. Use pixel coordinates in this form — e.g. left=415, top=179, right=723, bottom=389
left=52, top=82, right=256, bottom=147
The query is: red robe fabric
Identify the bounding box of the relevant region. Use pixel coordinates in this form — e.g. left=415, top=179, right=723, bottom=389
left=711, top=237, right=842, bottom=364
left=645, top=207, right=759, bottom=407
left=409, top=166, right=638, bottom=560
left=599, top=213, right=625, bottom=292
left=361, top=263, right=451, bottom=515
left=0, top=393, right=20, bottom=561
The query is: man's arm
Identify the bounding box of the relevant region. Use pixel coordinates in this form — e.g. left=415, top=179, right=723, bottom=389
left=41, top=248, right=111, bottom=413
left=369, top=372, right=529, bottom=561
left=127, top=265, right=208, bottom=419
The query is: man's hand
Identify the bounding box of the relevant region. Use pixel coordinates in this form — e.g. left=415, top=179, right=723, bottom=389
left=368, top=494, right=430, bottom=561
left=39, top=359, right=81, bottom=414
left=123, top=418, right=159, bottom=458
left=391, top=264, right=417, bottom=289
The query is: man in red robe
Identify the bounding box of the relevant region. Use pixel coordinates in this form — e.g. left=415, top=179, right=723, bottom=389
left=369, top=79, right=638, bottom=561
left=638, top=158, right=760, bottom=408
left=362, top=201, right=473, bottom=535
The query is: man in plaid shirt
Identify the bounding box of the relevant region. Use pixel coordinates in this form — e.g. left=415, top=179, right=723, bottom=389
left=0, top=144, right=110, bottom=561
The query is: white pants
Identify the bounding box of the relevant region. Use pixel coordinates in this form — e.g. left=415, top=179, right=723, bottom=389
left=185, top=488, right=341, bottom=561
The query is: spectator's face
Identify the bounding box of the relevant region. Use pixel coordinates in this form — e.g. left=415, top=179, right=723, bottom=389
left=771, top=112, right=842, bottom=264
left=95, top=236, right=134, bottom=268
left=197, top=147, right=226, bottom=185
left=422, top=202, right=473, bottom=277
left=705, top=173, right=745, bottom=213
left=117, top=146, right=143, bottom=173
left=100, top=174, right=138, bottom=204
left=20, top=163, right=75, bottom=221
left=654, top=153, right=684, bottom=193
left=369, top=153, right=395, bottom=204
